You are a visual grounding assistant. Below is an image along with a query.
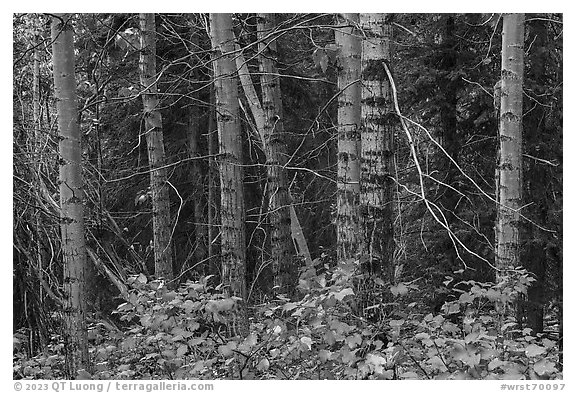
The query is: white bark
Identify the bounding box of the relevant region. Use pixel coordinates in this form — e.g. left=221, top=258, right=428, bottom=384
left=51, top=13, right=89, bottom=375
left=336, top=13, right=362, bottom=261
left=359, top=13, right=395, bottom=276
left=210, top=13, right=248, bottom=336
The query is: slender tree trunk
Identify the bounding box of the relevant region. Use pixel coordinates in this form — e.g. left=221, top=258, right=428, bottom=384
left=210, top=13, right=248, bottom=336
left=521, top=16, right=548, bottom=334
left=32, top=34, right=50, bottom=351
left=496, top=13, right=525, bottom=320
left=235, top=34, right=312, bottom=271
left=207, top=85, right=219, bottom=276
left=235, top=45, right=265, bottom=133
left=139, top=13, right=174, bottom=282
left=257, top=13, right=294, bottom=295
left=187, top=28, right=208, bottom=275
left=51, top=13, right=89, bottom=376
left=336, top=13, right=362, bottom=261
left=188, top=106, right=208, bottom=273
left=359, top=13, right=395, bottom=277
left=33, top=42, right=41, bottom=154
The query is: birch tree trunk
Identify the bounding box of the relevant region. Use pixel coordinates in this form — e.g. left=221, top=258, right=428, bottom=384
left=139, top=13, right=174, bottom=282
left=210, top=13, right=248, bottom=336
left=51, top=13, right=89, bottom=376
left=336, top=13, right=362, bottom=261
left=257, top=13, right=294, bottom=295
left=496, top=13, right=524, bottom=319
left=359, top=13, right=395, bottom=277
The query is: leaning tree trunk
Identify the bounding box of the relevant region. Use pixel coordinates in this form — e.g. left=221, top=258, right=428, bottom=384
left=210, top=13, right=248, bottom=336
left=139, top=13, right=174, bottom=282
left=51, top=13, right=89, bottom=376
left=359, top=13, right=395, bottom=278
left=496, top=13, right=525, bottom=321
left=257, top=13, right=294, bottom=295
left=336, top=13, right=362, bottom=262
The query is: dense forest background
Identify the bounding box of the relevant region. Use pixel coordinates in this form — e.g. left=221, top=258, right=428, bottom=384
left=13, top=13, right=562, bottom=380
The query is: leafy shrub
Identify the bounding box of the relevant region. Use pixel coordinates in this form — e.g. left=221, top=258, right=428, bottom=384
left=13, top=262, right=562, bottom=380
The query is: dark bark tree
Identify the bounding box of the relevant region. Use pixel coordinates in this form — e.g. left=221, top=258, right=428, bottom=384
left=139, top=13, right=174, bottom=282
left=520, top=15, right=555, bottom=334
left=187, top=27, right=208, bottom=275
left=438, top=14, right=461, bottom=237
left=207, top=85, right=219, bottom=276
left=188, top=103, right=208, bottom=272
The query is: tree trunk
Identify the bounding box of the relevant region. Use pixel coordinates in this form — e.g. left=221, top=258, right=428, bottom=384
left=210, top=13, right=248, bottom=336
left=359, top=13, right=395, bottom=278
left=51, top=13, right=90, bottom=376
left=235, top=37, right=312, bottom=273
left=336, top=13, right=362, bottom=261
left=188, top=103, right=208, bottom=274
left=187, top=27, right=208, bottom=275
left=496, top=13, right=524, bottom=320
left=207, top=85, right=219, bottom=276
left=521, top=15, right=549, bottom=334
left=139, top=13, right=174, bottom=282
left=257, top=13, right=294, bottom=295
left=435, top=14, right=462, bottom=271
left=33, top=41, right=41, bottom=154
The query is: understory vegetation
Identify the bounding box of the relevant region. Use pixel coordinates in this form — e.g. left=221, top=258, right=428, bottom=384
left=14, top=260, right=561, bottom=380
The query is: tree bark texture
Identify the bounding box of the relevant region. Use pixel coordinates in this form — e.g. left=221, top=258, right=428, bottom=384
left=210, top=13, right=248, bottom=336
left=496, top=13, right=524, bottom=314
left=496, top=13, right=524, bottom=271
left=139, top=13, right=174, bottom=282
left=257, top=13, right=294, bottom=295
left=51, top=13, right=90, bottom=376
left=336, top=13, right=362, bottom=261
left=359, top=13, right=395, bottom=277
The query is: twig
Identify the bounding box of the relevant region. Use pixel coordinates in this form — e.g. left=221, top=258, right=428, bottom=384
left=383, top=61, right=496, bottom=270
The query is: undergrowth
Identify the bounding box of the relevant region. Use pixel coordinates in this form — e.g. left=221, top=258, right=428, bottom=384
left=13, top=259, right=561, bottom=380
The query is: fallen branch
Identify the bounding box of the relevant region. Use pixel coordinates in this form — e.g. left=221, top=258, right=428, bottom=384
left=86, top=247, right=129, bottom=301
